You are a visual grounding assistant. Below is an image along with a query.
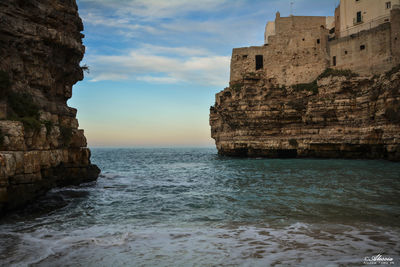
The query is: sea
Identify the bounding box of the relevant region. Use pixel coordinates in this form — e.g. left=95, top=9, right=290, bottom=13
left=0, top=148, right=399, bottom=266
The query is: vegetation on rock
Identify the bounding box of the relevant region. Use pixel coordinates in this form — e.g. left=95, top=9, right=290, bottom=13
left=317, top=68, right=359, bottom=79
left=289, top=139, right=298, bottom=147
left=60, top=126, right=73, bottom=146
left=385, top=102, right=400, bottom=123
left=288, top=100, right=307, bottom=111
left=385, top=64, right=400, bottom=78
left=0, top=71, right=11, bottom=98
left=81, top=64, right=90, bottom=74
left=231, top=83, right=243, bottom=93
left=292, top=80, right=318, bottom=94
left=43, top=120, right=53, bottom=134
left=0, top=129, right=4, bottom=146
left=8, top=92, right=41, bottom=131
left=291, top=68, right=359, bottom=95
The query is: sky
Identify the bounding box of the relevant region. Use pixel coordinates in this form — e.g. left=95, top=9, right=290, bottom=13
left=70, top=0, right=338, bottom=147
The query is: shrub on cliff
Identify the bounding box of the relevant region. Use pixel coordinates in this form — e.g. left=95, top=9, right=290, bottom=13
left=60, top=126, right=73, bottom=146
left=8, top=92, right=41, bottom=131
left=385, top=106, right=400, bottom=123
left=291, top=68, right=359, bottom=95
left=81, top=64, right=90, bottom=73
left=231, top=83, right=243, bottom=93
left=43, top=120, right=53, bottom=135
left=385, top=64, right=400, bottom=78
left=0, top=129, right=4, bottom=146
left=0, top=71, right=11, bottom=98
left=292, top=80, right=318, bottom=95
left=0, top=71, right=10, bottom=90
left=288, top=100, right=307, bottom=111
left=289, top=139, right=298, bottom=147
left=317, top=68, right=359, bottom=80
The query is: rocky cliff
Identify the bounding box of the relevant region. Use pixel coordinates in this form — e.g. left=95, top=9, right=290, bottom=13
left=0, top=0, right=100, bottom=214
left=210, top=68, right=400, bottom=161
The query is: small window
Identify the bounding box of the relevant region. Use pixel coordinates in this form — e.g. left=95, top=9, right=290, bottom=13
left=360, top=45, right=366, bottom=50
left=317, top=39, right=320, bottom=44
left=345, top=50, right=348, bottom=55
left=356, top=11, right=362, bottom=23
left=242, top=55, right=248, bottom=59
left=333, top=56, right=336, bottom=66
left=302, top=38, right=305, bottom=41
left=255, top=55, right=263, bottom=70
left=386, top=2, right=391, bottom=9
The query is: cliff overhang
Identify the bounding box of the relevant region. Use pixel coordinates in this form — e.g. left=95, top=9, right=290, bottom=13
left=210, top=67, right=400, bottom=161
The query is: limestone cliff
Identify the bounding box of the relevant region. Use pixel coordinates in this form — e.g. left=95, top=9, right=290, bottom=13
left=210, top=68, right=400, bottom=160
left=0, top=0, right=100, bottom=214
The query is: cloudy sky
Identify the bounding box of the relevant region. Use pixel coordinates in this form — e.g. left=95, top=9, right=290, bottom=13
left=70, top=0, right=337, bottom=147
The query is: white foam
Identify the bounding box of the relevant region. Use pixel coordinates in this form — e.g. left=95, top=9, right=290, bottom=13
left=2, top=222, right=398, bottom=266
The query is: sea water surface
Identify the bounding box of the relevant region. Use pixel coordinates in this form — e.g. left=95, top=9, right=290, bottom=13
left=0, top=148, right=400, bottom=266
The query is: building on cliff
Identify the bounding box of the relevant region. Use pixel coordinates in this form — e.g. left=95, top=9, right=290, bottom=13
left=0, top=0, right=100, bottom=214
left=231, top=0, right=400, bottom=87
left=210, top=0, right=400, bottom=160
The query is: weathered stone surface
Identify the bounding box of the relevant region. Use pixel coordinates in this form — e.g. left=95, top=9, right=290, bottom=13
left=210, top=71, right=400, bottom=161
left=0, top=0, right=100, bottom=215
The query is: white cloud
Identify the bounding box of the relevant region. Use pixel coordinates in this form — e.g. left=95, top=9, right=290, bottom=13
left=79, top=0, right=229, bottom=20
left=136, top=76, right=178, bottom=84
left=90, top=73, right=129, bottom=82
left=82, top=12, right=159, bottom=34
left=86, top=45, right=230, bottom=86
left=137, top=44, right=211, bottom=57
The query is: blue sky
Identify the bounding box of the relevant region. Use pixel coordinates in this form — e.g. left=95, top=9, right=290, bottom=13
left=70, top=0, right=338, bottom=147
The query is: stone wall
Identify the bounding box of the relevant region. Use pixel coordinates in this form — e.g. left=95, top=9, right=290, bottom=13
left=329, top=7, right=400, bottom=75
left=230, top=15, right=329, bottom=87
left=338, top=0, right=400, bottom=38
left=391, top=6, right=400, bottom=63
left=0, top=0, right=100, bottom=214
left=329, top=23, right=393, bottom=75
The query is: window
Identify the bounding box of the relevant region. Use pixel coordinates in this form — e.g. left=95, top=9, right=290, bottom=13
left=360, top=45, right=366, bottom=50
left=255, top=55, right=263, bottom=70
left=345, top=50, right=348, bottom=55
left=242, top=55, right=248, bottom=59
left=356, top=11, right=362, bottom=23
left=386, top=2, right=391, bottom=9
left=317, top=39, right=320, bottom=44
left=333, top=56, right=336, bottom=66
left=302, top=38, right=305, bottom=41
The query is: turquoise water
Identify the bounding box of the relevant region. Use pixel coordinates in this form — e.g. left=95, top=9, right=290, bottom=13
left=0, top=148, right=399, bottom=266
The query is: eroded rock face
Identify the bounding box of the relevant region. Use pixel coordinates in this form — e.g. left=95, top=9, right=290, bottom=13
left=210, top=71, right=400, bottom=161
left=0, top=0, right=100, bottom=214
